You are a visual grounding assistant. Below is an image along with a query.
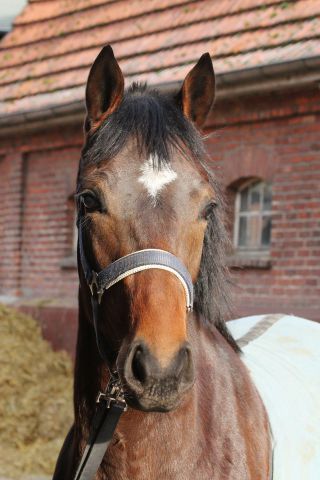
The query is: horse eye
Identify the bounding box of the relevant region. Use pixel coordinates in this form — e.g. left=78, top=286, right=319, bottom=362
left=200, top=201, right=217, bottom=220
left=80, top=192, right=100, bottom=212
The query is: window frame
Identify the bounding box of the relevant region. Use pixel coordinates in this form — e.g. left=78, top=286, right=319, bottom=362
left=233, top=179, right=272, bottom=254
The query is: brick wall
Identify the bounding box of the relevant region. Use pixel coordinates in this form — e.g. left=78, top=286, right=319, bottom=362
left=207, top=88, right=320, bottom=322
left=0, top=126, right=82, bottom=302
left=0, top=87, right=319, bottom=354
left=20, top=147, right=79, bottom=299
left=0, top=125, right=83, bottom=353
left=0, top=152, right=24, bottom=297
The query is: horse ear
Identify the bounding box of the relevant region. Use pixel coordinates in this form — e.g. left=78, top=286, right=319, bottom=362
left=85, top=45, right=124, bottom=133
left=176, top=53, right=215, bottom=128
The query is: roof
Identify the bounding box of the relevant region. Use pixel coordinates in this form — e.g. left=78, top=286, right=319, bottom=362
left=0, top=0, right=320, bottom=124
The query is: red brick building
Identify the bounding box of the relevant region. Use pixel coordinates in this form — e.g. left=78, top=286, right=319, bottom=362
left=0, top=0, right=319, bottom=354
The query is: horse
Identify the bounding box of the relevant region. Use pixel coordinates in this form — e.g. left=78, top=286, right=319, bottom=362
left=53, top=45, right=272, bottom=479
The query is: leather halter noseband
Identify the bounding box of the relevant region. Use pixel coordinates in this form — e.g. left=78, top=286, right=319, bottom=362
left=78, top=219, right=194, bottom=312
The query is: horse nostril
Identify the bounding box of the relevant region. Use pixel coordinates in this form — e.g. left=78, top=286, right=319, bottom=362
left=123, top=341, right=194, bottom=399
left=132, top=346, right=148, bottom=385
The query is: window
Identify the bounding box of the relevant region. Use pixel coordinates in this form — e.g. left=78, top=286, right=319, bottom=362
left=234, top=180, right=272, bottom=252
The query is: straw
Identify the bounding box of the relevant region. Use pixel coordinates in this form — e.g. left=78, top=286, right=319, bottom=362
left=0, top=304, right=73, bottom=479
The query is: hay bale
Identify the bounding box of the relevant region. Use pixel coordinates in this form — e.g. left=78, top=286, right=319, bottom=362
left=0, top=304, right=73, bottom=479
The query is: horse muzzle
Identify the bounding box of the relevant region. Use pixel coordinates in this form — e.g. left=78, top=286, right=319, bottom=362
left=120, top=339, right=195, bottom=412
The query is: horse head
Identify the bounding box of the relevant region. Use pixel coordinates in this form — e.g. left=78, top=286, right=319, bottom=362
left=76, top=45, right=230, bottom=412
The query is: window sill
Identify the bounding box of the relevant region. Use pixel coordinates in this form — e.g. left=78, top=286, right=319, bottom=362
left=60, top=253, right=77, bottom=270
left=227, top=251, right=271, bottom=270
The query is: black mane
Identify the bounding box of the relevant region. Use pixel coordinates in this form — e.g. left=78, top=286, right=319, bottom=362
left=81, top=83, right=239, bottom=352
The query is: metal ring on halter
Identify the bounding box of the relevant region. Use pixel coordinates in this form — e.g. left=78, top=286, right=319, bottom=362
left=88, top=271, right=104, bottom=304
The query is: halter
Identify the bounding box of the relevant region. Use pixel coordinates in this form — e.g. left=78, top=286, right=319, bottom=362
left=79, top=220, right=193, bottom=364
left=77, top=200, right=194, bottom=363
left=74, top=213, right=194, bottom=480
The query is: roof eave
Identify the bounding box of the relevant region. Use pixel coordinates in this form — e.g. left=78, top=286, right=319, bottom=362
left=0, top=56, right=320, bottom=137
left=216, top=55, right=320, bottom=97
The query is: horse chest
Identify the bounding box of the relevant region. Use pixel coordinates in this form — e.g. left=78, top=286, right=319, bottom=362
left=100, top=444, right=251, bottom=480
left=100, top=419, right=197, bottom=480
left=100, top=445, right=209, bottom=480
left=97, top=418, right=252, bottom=480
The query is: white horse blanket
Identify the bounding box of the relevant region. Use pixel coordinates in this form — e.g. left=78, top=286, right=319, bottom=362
left=228, top=314, right=320, bottom=480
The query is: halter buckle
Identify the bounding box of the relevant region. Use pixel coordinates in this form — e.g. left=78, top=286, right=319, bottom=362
left=89, top=271, right=98, bottom=296
left=89, top=271, right=104, bottom=304
left=96, top=374, right=127, bottom=411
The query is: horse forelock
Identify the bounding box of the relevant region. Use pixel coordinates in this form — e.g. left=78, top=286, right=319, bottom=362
left=80, top=83, right=204, bottom=168
left=78, top=82, right=238, bottom=351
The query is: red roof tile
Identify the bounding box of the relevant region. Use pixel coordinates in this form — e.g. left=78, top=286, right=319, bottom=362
left=0, top=0, right=319, bottom=118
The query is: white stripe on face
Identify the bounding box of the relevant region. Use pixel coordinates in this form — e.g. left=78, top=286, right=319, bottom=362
left=138, top=155, right=177, bottom=198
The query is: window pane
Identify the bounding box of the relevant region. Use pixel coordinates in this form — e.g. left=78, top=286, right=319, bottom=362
left=238, top=216, right=247, bottom=246
left=248, top=215, right=261, bottom=247
left=263, top=183, right=272, bottom=211
left=261, top=216, right=271, bottom=246
left=249, top=183, right=261, bottom=211
left=240, top=188, right=248, bottom=211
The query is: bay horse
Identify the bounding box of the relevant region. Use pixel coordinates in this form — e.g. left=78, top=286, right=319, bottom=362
left=53, top=45, right=271, bottom=479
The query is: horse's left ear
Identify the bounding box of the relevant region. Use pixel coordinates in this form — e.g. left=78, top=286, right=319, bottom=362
left=176, top=53, right=215, bottom=128
left=85, top=45, right=124, bottom=133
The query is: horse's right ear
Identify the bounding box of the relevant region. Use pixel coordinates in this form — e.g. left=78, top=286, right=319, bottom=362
left=85, top=45, right=124, bottom=133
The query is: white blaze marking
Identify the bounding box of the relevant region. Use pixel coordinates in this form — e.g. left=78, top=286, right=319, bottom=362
left=138, top=155, right=177, bottom=198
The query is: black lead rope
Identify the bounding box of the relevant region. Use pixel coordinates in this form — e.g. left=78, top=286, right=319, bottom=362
left=74, top=213, right=194, bottom=480
left=73, top=372, right=127, bottom=480
left=73, top=294, right=127, bottom=480
left=74, top=403, right=124, bottom=480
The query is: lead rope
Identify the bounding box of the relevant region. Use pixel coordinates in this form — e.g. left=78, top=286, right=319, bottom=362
left=74, top=214, right=126, bottom=480
left=73, top=205, right=127, bottom=480
left=73, top=297, right=127, bottom=480
left=73, top=372, right=127, bottom=480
